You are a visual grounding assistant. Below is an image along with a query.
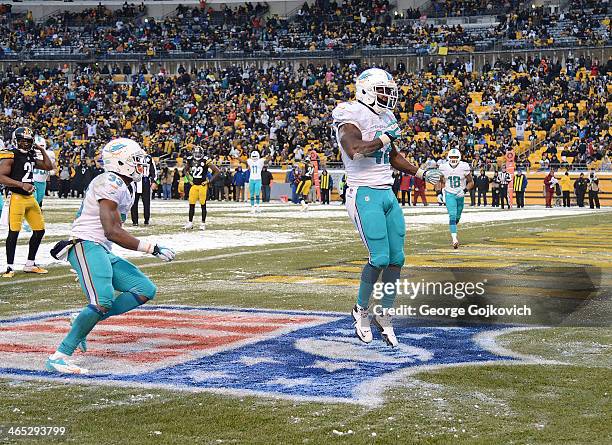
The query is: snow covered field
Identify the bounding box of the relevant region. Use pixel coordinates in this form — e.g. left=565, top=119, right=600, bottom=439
left=0, top=198, right=602, bottom=268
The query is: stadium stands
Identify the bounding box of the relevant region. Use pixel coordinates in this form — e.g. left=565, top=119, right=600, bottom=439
left=0, top=1, right=608, bottom=59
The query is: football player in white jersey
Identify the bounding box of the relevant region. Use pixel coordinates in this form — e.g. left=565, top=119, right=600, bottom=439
left=32, top=135, right=55, bottom=208
left=46, top=138, right=176, bottom=374
left=246, top=150, right=268, bottom=213
left=332, top=68, right=441, bottom=347
left=438, top=149, right=474, bottom=249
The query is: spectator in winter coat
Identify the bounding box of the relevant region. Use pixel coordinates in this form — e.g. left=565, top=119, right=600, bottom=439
left=559, top=171, right=571, bottom=207
left=399, top=173, right=412, bottom=206
left=475, top=169, right=490, bottom=206
left=232, top=166, right=247, bottom=202
left=261, top=166, right=273, bottom=202
left=544, top=168, right=556, bottom=208
left=412, top=176, right=427, bottom=206
left=573, top=173, right=588, bottom=207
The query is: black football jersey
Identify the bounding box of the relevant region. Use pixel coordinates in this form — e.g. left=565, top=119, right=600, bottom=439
left=190, top=159, right=209, bottom=186
left=5, top=149, right=37, bottom=195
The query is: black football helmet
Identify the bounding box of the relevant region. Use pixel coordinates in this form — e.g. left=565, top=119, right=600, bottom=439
left=193, top=145, right=205, bottom=160
left=11, top=127, right=35, bottom=154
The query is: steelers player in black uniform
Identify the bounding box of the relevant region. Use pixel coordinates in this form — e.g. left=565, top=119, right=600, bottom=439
left=0, top=127, right=54, bottom=278
left=183, top=146, right=220, bottom=230
left=297, top=158, right=314, bottom=210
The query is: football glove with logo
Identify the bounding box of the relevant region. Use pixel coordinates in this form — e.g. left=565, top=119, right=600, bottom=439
left=379, top=121, right=402, bottom=146
left=416, top=168, right=442, bottom=185
left=153, top=245, right=176, bottom=262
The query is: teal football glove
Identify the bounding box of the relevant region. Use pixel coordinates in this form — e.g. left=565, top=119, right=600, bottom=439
left=383, top=121, right=402, bottom=142
left=153, top=245, right=176, bottom=262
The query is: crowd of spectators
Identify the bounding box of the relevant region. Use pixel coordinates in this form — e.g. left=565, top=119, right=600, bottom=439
left=0, top=1, right=608, bottom=59
left=430, top=0, right=523, bottom=18
left=0, top=50, right=608, bottom=184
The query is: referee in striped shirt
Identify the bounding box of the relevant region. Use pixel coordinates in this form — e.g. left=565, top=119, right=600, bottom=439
left=496, top=165, right=511, bottom=209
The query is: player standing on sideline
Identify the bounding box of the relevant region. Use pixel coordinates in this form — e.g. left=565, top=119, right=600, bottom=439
left=183, top=146, right=219, bottom=230
left=0, top=127, right=54, bottom=278
left=297, top=158, right=314, bottom=210
left=32, top=135, right=55, bottom=208
left=438, top=149, right=474, bottom=249
left=46, top=138, right=175, bottom=374
left=247, top=150, right=268, bottom=214
left=332, top=68, right=441, bottom=347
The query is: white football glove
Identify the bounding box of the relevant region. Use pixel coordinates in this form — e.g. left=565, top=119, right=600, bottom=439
left=34, top=135, right=47, bottom=150
left=153, top=245, right=176, bottom=262
left=421, top=168, right=442, bottom=185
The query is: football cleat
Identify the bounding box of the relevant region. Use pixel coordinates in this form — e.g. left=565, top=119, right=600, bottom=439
left=255, top=206, right=262, bottom=213
left=69, top=313, right=87, bottom=353
left=23, top=264, right=48, bottom=274
left=373, top=314, right=399, bottom=347
left=2, top=268, right=14, bottom=278
left=45, top=356, right=88, bottom=374
left=249, top=207, right=256, bottom=214
left=453, top=241, right=459, bottom=249
left=200, top=222, right=206, bottom=231
left=351, top=305, right=373, bottom=344
left=183, top=222, right=194, bottom=230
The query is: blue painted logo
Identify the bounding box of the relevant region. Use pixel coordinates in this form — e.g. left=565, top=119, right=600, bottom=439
left=0, top=306, right=525, bottom=405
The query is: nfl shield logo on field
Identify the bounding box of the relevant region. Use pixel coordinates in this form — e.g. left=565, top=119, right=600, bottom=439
left=0, top=306, right=526, bottom=406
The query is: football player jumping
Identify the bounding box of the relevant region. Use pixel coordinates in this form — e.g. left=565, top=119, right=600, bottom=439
left=183, top=145, right=219, bottom=230
left=332, top=68, right=441, bottom=347
left=46, top=138, right=176, bottom=374
left=438, top=149, right=474, bottom=249
left=0, top=127, right=55, bottom=278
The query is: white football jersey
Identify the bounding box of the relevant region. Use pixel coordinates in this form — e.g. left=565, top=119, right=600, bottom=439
left=332, top=101, right=396, bottom=188
left=32, top=150, right=55, bottom=182
left=247, top=158, right=265, bottom=181
left=440, top=161, right=471, bottom=196
left=71, top=172, right=135, bottom=250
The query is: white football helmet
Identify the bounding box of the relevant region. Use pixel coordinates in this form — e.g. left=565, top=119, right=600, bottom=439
left=355, top=68, right=398, bottom=114
left=250, top=150, right=260, bottom=161
left=101, top=138, right=147, bottom=182
left=447, top=148, right=461, bottom=168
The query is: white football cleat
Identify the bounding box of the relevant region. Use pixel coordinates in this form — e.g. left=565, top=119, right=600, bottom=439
left=45, top=356, right=88, bottom=374
left=249, top=207, right=256, bottom=214
left=351, top=305, right=373, bottom=344
left=200, top=222, right=206, bottom=231
left=183, top=222, right=193, bottom=230
left=255, top=205, right=262, bottom=213
left=373, top=313, right=399, bottom=347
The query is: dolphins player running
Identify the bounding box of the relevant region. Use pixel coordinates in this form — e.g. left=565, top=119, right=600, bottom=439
left=438, top=149, right=474, bottom=249
left=46, top=138, right=176, bottom=374
left=332, top=68, right=441, bottom=347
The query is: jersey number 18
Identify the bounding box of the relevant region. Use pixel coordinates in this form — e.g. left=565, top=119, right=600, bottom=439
left=448, top=176, right=461, bottom=188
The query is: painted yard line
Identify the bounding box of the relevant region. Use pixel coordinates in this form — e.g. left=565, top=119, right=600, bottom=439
left=0, top=212, right=604, bottom=288
left=0, top=242, right=349, bottom=288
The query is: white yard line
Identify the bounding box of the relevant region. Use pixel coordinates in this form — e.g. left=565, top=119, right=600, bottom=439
left=0, top=214, right=604, bottom=288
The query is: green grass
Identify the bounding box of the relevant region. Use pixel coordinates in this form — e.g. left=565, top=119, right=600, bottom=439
left=0, top=203, right=611, bottom=444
